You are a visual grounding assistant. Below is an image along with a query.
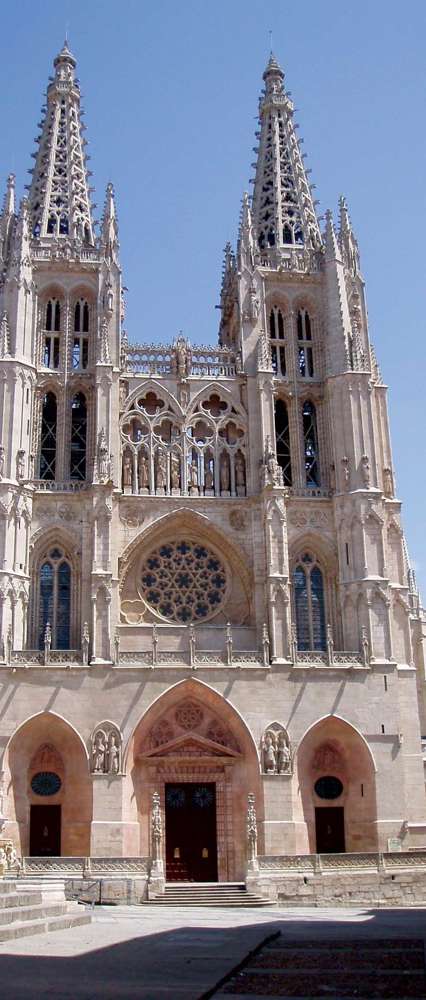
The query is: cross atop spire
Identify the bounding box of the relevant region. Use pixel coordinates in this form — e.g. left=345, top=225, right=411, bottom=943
left=251, top=54, right=322, bottom=262
left=27, top=44, right=94, bottom=244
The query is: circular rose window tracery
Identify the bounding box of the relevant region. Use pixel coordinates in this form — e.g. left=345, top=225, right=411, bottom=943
left=139, top=540, right=227, bottom=623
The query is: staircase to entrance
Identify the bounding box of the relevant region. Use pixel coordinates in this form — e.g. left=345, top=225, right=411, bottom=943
left=0, top=879, right=91, bottom=942
left=149, top=882, right=273, bottom=907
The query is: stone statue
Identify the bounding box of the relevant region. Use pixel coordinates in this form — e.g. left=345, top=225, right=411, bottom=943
left=172, top=335, right=192, bottom=378
left=361, top=454, right=370, bottom=488
left=189, top=459, right=199, bottom=493
left=341, top=455, right=350, bottom=489
left=383, top=466, right=394, bottom=498
left=261, top=437, right=284, bottom=488
left=277, top=732, right=291, bottom=774
left=16, top=449, right=25, bottom=481
left=204, top=457, right=214, bottom=491
left=123, top=452, right=132, bottom=488
left=92, top=731, right=107, bottom=773
left=235, top=452, right=245, bottom=490
left=138, top=452, right=149, bottom=491
left=0, top=445, right=4, bottom=479
left=108, top=731, right=120, bottom=774
left=171, top=452, right=180, bottom=490
left=156, top=449, right=167, bottom=489
left=262, top=731, right=277, bottom=773
left=220, top=453, right=230, bottom=492
left=246, top=793, right=258, bottom=867
left=98, top=429, right=108, bottom=481
left=151, top=791, right=163, bottom=868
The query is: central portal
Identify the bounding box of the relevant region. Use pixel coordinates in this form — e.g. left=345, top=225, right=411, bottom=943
left=165, top=782, right=218, bottom=881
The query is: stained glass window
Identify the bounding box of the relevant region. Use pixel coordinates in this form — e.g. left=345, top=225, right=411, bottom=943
left=140, top=540, right=227, bottom=623
left=293, top=555, right=326, bottom=650
left=38, top=548, right=71, bottom=649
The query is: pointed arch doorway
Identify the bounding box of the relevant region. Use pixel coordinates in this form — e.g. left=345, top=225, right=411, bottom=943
left=128, top=680, right=261, bottom=882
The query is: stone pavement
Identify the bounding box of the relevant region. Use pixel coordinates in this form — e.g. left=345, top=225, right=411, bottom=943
left=0, top=904, right=425, bottom=999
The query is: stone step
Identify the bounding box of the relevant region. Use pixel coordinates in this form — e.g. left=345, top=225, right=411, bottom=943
left=0, top=909, right=91, bottom=943
left=150, top=882, right=273, bottom=907
left=0, top=890, right=44, bottom=909
left=0, top=901, right=70, bottom=926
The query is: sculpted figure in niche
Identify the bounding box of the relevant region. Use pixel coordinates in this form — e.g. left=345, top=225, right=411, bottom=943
left=123, top=452, right=132, bottom=488
left=108, top=731, right=121, bottom=774
left=361, top=454, right=371, bottom=488
left=0, top=445, right=4, bottom=479
left=204, top=457, right=214, bottom=491
left=138, top=451, right=149, bottom=491
left=235, top=452, right=246, bottom=491
left=383, top=466, right=394, bottom=498
left=92, top=730, right=107, bottom=773
left=156, top=449, right=167, bottom=490
left=98, top=429, right=108, bottom=481
left=262, top=731, right=277, bottom=773
left=170, top=452, right=180, bottom=490
left=277, top=732, right=291, bottom=773
left=189, top=459, right=199, bottom=493
left=220, top=453, right=230, bottom=492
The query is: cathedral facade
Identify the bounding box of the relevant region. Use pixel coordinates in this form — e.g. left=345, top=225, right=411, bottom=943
left=0, top=43, right=425, bottom=882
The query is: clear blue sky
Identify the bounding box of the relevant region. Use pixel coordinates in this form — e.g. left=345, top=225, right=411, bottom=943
left=1, top=1, right=425, bottom=595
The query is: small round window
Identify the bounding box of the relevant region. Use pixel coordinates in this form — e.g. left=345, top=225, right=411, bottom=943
left=31, top=771, right=62, bottom=796
left=314, top=776, right=343, bottom=800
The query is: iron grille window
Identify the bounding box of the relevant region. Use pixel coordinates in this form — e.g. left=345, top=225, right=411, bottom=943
left=269, top=307, right=286, bottom=377
left=293, top=553, right=326, bottom=650
left=274, top=399, right=292, bottom=485
left=297, top=309, right=314, bottom=377
left=302, top=400, right=319, bottom=485
left=70, top=393, right=87, bottom=480
left=39, top=392, right=57, bottom=481
left=38, top=547, right=71, bottom=649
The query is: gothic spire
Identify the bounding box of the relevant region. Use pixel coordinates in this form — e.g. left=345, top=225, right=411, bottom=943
left=237, top=192, right=254, bottom=270
left=27, top=41, right=94, bottom=243
left=338, top=195, right=360, bottom=274
left=0, top=174, right=16, bottom=266
left=101, top=182, right=119, bottom=262
left=251, top=54, right=322, bottom=259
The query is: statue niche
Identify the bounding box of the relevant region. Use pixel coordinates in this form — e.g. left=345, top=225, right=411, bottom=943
left=91, top=722, right=122, bottom=775
left=261, top=723, right=292, bottom=774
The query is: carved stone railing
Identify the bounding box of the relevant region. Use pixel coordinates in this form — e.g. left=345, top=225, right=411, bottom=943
left=9, top=649, right=83, bottom=667
left=255, top=248, right=324, bottom=274
left=31, top=245, right=101, bottom=264
left=124, top=343, right=238, bottom=378
left=33, top=480, right=89, bottom=493
left=118, top=649, right=265, bottom=669
left=20, top=856, right=150, bottom=876
left=287, top=486, right=331, bottom=499
left=258, top=851, right=426, bottom=873
left=292, top=650, right=365, bottom=669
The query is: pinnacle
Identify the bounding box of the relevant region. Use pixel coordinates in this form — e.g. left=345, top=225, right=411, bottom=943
left=54, top=39, right=77, bottom=68
left=263, top=52, right=284, bottom=79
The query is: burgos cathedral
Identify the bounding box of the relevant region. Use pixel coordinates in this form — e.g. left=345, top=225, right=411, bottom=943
left=0, top=42, right=425, bottom=902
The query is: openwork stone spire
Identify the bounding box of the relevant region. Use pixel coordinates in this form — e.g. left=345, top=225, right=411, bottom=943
left=251, top=54, right=322, bottom=257
left=27, top=42, right=94, bottom=243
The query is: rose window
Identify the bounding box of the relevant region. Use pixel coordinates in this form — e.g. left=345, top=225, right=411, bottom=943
left=139, top=540, right=227, bottom=623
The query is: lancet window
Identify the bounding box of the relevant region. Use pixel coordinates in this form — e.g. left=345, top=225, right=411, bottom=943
left=43, top=299, right=61, bottom=369
left=297, top=309, right=314, bottom=377
left=36, top=546, right=72, bottom=650
left=72, top=299, right=89, bottom=370
left=269, top=306, right=286, bottom=377
left=293, top=553, right=326, bottom=650
left=120, top=389, right=247, bottom=497
left=274, top=399, right=292, bottom=486
left=302, top=400, right=319, bottom=486
left=39, top=392, right=57, bottom=481
left=70, top=393, right=87, bottom=480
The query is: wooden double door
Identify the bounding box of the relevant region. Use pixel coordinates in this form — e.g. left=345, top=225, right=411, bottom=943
left=165, top=782, right=218, bottom=881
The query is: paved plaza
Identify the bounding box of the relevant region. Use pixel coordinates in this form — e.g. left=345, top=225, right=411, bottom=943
left=0, top=904, right=426, bottom=999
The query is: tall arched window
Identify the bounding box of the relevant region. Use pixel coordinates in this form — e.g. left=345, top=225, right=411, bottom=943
left=269, top=306, right=286, bottom=377
left=274, top=399, right=292, bottom=485
left=302, top=400, right=319, bottom=486
left=297, top=309, right=314, bottom=377
left=72, top=299, right=89, bottom=370
left=40, top=392, right=57, bottom=481
left=293, top=553, right=326, bottom=650
left=37, top=547, right=71, bottom=649
left=70, top=393, right=87, bottom=480
left=43, top=299, right=61, bottom=369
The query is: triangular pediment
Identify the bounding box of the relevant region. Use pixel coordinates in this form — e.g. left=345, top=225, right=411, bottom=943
left=141, top=731, right=240, bottom=759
